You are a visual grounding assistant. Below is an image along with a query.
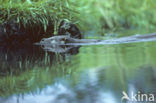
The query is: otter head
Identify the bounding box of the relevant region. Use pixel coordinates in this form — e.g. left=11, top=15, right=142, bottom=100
left=40, top=36, right=70, bottom=45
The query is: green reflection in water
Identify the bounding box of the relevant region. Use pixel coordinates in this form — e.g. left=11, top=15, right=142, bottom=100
left=69, top=41, right=156, bottom=102
left=0, top=39, right=156, bottom=102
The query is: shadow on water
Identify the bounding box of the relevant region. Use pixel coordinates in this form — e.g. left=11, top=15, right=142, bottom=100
left=0, top=44, right=80, bottom=75
left=0, top=45, right=55, bottom=76
left=0, top=38, right=156, bottom=103
left=0, top=44, right=80, bottom=98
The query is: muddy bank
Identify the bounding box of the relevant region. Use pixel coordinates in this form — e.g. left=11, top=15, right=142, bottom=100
left=0, top=20, right=54, bottom=46
left=0, top=19, right=82, bottom=46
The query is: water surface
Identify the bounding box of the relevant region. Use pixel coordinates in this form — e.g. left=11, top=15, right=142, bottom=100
left=0, top=32, right=156, bottom=103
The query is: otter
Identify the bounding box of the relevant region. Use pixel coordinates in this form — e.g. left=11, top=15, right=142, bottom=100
left=58, top=19, right=82, bottom=39
left=36, top=20, right=83, bottom=45
left=38, top=33, right=156, bottom=45
left=39, top=35, right=101, bottom=45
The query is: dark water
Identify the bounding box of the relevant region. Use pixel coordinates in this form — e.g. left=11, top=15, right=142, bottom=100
left=0, top=35, right=156, bottom=103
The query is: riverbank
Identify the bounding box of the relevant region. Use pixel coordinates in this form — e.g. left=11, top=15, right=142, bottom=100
left=0, top=0, right=77, bottom=44
left=0, top=0, right=156, bottom=44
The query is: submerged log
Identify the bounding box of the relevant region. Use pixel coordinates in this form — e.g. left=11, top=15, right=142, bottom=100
left=0, top=20, right=54, bottom=45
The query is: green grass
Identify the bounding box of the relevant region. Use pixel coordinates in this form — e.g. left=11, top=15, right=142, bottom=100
left=0, top=0, right=156, bottom=36
left=70, top=0, right=156, bottom=33
left=0, top=0, right=77, bottom=34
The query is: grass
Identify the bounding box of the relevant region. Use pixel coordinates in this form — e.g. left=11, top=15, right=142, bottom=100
left=0, top=0, right=156, bottom=36
left=0, top=0, right=77, bottom=35
left=70, top=0, right=156, bottom=34
left=1, top=0, right=156, bottom=36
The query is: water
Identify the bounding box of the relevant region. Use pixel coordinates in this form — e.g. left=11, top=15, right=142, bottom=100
left=0, top=33, right=156, bottom=103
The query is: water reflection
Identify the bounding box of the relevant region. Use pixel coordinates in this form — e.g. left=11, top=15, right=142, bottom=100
left=0, top=41, right=156, bottom=103
left=0, top=66, right=155, bottom=103
left=0, top=44, right=80, bottom=76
